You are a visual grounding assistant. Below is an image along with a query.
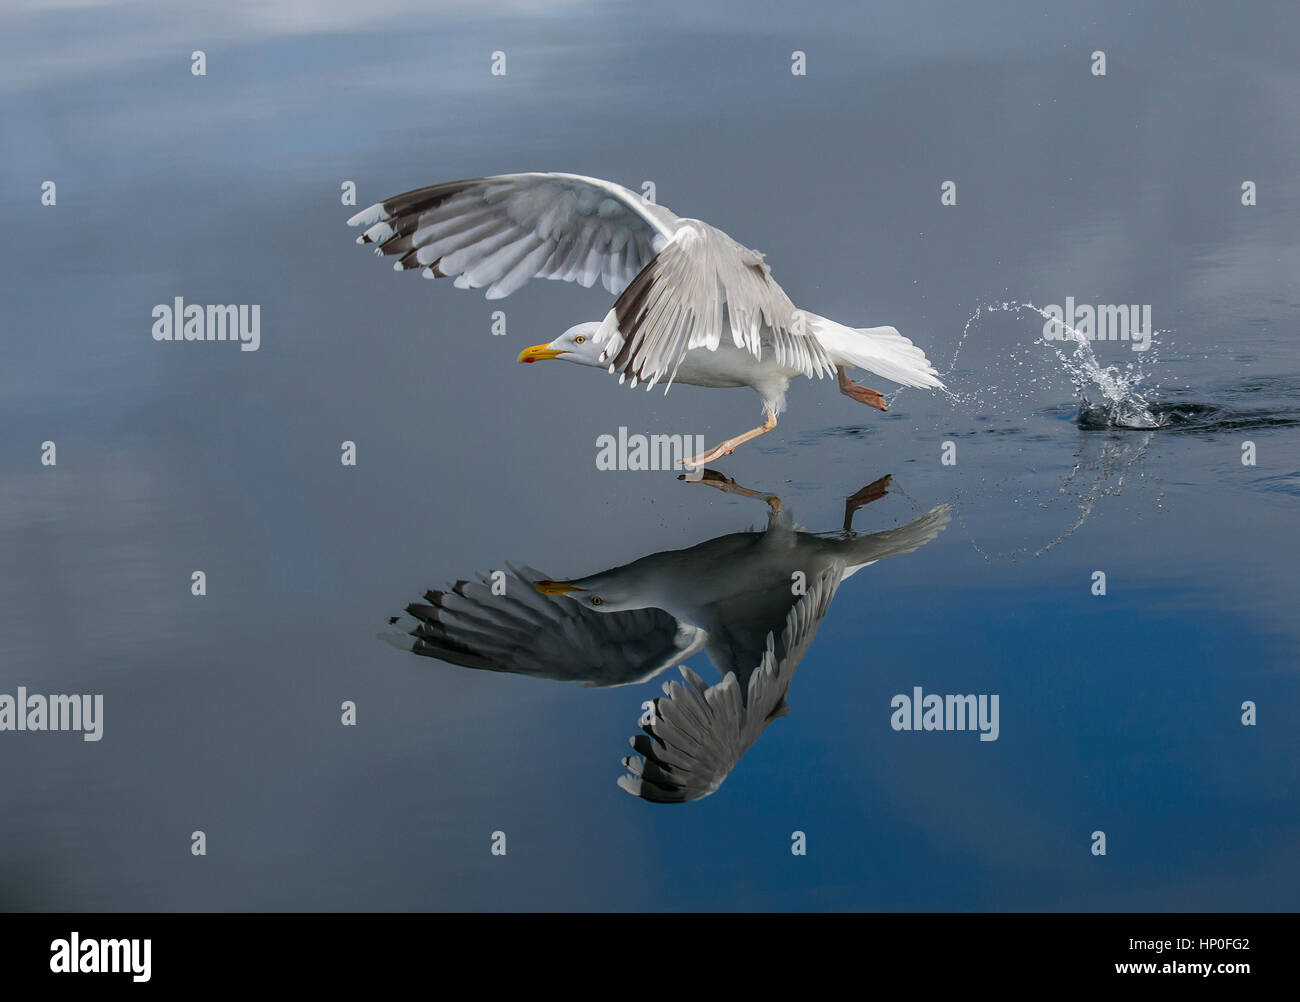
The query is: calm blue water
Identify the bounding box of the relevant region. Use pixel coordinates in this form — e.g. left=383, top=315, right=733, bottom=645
left=1, top=0, right=1297, bottom=910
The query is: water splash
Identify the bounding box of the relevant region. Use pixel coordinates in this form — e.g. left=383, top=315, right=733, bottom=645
left=979, top=301, right=1165, bottom=428
left=941, top=302, right=1300, bottom=433
left=903, top=302, right=1300, bottom=559
left=917, top=301, right=1171, bottom=559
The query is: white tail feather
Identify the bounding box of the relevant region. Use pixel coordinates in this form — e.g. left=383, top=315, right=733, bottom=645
left=806, top=313, right=945, bottom=390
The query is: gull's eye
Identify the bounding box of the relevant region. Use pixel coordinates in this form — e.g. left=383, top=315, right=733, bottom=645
left=574, top=335, right=586, bottom=344
left=589, top=596, right=603, bottom=606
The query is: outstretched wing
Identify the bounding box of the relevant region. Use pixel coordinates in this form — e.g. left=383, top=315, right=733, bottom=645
left=346, top=171, right=834, bottom=390
left=592, top=219, right=835, bottom=389
left=385, top=563, right=706, bottom=688
left=617, top=562, right=843, bottom=803
left=348, top=172, right=677, bottom=298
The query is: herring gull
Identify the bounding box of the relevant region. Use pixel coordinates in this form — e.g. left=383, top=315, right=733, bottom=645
left=348, top=173, right=945, bottom=465
left=383, top=472, right=950, bottom=802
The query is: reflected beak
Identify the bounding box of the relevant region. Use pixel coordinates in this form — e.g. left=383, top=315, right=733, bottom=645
left=517, top=343, right=567, bottom=364
left=535, top=579, right=585, bottom=596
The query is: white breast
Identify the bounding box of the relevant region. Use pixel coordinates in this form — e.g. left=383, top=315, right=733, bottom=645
left=675, top=340, right=800, bottom=387
left=667, top=340, right=802, bottom=413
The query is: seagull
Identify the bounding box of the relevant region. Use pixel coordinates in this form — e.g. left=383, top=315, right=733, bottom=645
left=383, top=472, right=950, bottom=802
left=348, top=172, right=945, bottom=466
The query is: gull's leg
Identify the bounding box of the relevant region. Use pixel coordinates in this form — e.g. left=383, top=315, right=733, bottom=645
left=843, top=474, right=892, bottom=532
left=678, top=468, right=782, bottom=513
left=681, top=406, right=778, bottom=468
left=837, top=365, right=888, bottom=411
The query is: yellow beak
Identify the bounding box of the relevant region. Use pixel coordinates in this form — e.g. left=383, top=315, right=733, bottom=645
left=535, top=580, right=584, bottom=595
left=517, top=343, right=566, bottom=364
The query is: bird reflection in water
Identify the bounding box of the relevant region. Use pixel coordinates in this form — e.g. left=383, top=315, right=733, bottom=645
left=383, top=472, right=949, bottom=802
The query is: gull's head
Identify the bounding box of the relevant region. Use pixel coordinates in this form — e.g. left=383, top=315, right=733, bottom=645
left=516, top=322, right=604, bottom=367
left=533, top=569, right=638, bottom=613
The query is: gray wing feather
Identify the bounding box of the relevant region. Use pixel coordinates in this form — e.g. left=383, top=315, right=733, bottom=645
left=347, top=173, right=677, bottom=299
left=387, top=562, right=706, bottom=688
left=591, top=219, right=836, bottom=389
left=617, top=561, right=843, bottom=802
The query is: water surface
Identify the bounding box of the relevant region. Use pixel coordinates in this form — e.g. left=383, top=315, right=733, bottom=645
left=1, top=0, right=1297, bottom=911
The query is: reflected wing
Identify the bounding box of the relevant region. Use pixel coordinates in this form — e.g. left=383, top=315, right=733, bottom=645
left=384, top=563, right=706, bottom=688
left=592, top=219, right=835, bottom=389
left=618, top=563, right=843, bottom=803
left=348, top=172, right=677, bottom=298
